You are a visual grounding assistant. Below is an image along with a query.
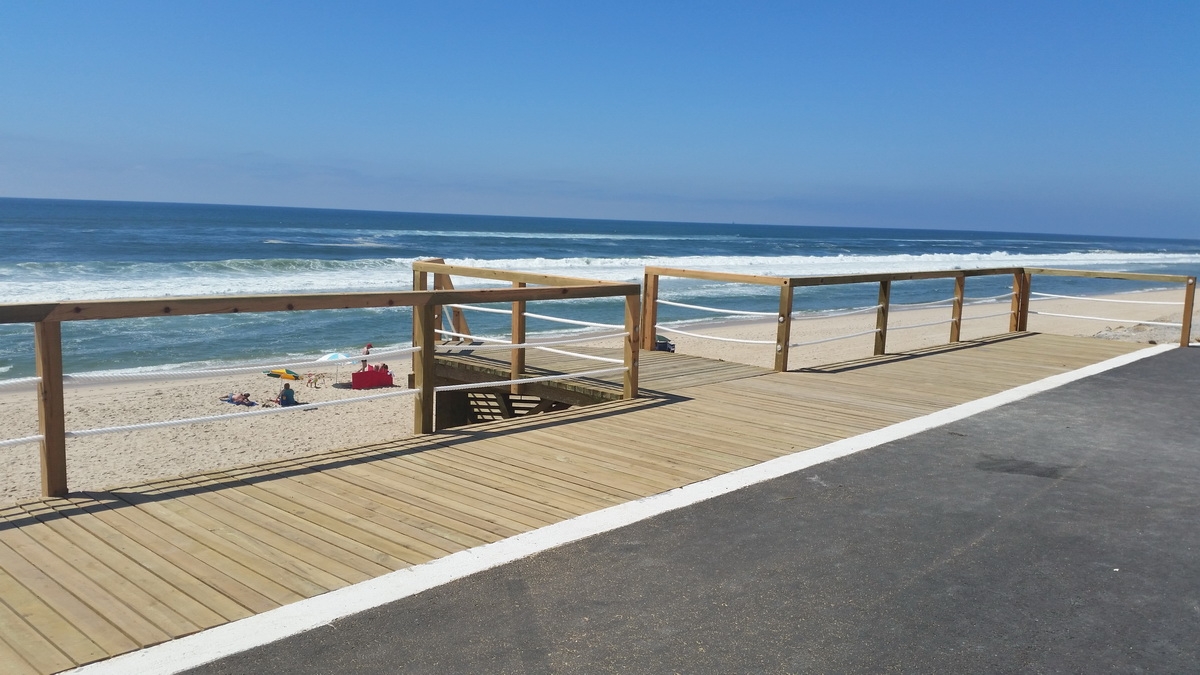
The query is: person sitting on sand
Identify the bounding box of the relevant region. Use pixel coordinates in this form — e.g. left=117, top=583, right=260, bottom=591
left=278, top=383, right=300, bottom=407
left=358, top=343, right=373, bottom=372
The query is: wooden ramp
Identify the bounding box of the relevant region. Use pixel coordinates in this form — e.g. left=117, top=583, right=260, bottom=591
left=0, top=334, right=1147, bottom=673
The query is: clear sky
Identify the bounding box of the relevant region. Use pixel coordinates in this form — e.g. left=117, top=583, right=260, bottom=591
left=1, top=2, right=1196, bottom=237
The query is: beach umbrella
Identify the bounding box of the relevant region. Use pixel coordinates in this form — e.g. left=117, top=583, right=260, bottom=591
left=265, top=368, right=301, bottom=380
left=318, top=352, right=352, bottom=381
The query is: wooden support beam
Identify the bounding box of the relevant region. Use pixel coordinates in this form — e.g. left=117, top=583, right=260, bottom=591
left=412, top=303, right=436, bottom=435
left=874, top=281, right=891, bottom=356
left=1011, top=272, right=1032, bottom=332
left=950, top=275, right=965, bottom=343
left=641, top=271, right=660, bottom=351
left=774, top=282, right=795, bottom=372
left=511, top=281, right=526, bottom=394
left=623, top=293, right=640, bottom=399
left=34, top=321, right=67, bottom=497
left=1182, top=277, right=1196, bottom=347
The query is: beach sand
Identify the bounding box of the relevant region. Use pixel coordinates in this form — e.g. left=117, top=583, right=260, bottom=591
left=0, top=289, right=1194, bottom=505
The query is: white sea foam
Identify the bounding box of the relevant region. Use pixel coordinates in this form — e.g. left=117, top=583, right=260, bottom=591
left=2, top=250, right=1197, bottom=303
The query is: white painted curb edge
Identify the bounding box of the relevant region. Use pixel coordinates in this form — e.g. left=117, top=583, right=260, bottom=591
left=64, top=343, right=1175, bottom=674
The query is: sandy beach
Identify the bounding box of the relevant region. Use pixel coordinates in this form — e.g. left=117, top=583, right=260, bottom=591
left=0, top=289, right=1194, bottom=506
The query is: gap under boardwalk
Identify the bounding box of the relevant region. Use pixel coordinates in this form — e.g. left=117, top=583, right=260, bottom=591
left=0, top=333, right=1148, bottom=673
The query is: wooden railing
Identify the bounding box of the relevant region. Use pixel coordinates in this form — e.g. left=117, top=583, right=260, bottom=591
left=0, top=280, right=640, bottom=497
left=643, top=266, right=1196, bottom=371
left=411, top=259, right=641, bottom=411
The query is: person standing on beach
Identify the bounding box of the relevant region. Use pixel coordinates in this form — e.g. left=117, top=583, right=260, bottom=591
left=358, top=343, right=372, bottom=372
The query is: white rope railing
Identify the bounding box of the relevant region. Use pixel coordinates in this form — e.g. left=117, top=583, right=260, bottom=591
left=1029, top=311, right=1182, bottom=327
left=433, top=367, right=627, bottom=393
left=445, top=302, right=624, bottom=330
left=888, top=318, right=955, bottom=331
left=963, top=292, right=1015, bottom=303
left=1030, top=292, right=1180, bottom=305
left=47, top=347, right=420, bottom=388
left=0, top=434, right=43, bottom=449
left=789, top=329, right=880, bottom=348
left=433, top=329, right=629, bottom=364
left=658, top=299, right=778, bottom=317
left=445, top=303, right=512, bottom=316
left=961, top=311, right=1013, bottom=321
left=0, top=376, right=40, bottom=391
left=791, top=305, right=881, bottom=320
left=654, top=324, right=777, bottom=345
left=890, top=296, right=957, bottom=309
left=522, top=311, right=624, bottom=330
left=63, top=387, right=421, bottom=439
left=533, top=347, right=624, bottom=364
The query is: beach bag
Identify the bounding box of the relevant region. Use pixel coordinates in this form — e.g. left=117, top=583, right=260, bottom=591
left=653, top=335, right=676, bottom=353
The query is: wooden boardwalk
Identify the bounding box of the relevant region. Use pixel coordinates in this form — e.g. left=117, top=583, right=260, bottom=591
left=0, top=333, right=1146, bottom=673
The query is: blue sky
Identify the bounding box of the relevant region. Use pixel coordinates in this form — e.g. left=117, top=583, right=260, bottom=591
left=1, top=2, right=1196, bottom=237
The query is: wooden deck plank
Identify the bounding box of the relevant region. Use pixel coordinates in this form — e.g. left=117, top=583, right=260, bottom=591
left=0, top=590, right=75, bottom=674
left=0, top=522, right=174, bottom=648
left=13, top=501, right=225, bottom=634
left=28, top=498, right=252, bottom=624
left=0, top=552, right=103, bottom=669
left=76, top=493, right=280, bottom=616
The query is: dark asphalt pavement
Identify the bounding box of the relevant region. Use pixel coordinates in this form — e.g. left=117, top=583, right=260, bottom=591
left=186, top=347, right=1200, bottom=674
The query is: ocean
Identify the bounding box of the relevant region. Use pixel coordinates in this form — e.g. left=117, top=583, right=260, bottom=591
left=2, top=197, right=1198, bottom=381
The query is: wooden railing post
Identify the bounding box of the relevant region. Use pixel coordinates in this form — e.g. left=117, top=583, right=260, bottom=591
left=950, top=275, right=965, bottom=343
left=412, top=302, right=436, bottom=434
left=413, top=266, right=428, bottom=370
left=623, top=293, right=640, bottom=399
left=641, top=271, right=659, bottom=351
left=34, top=321, right=67, bottom=497
left=774, top=281, right=794, bottom=372
left=434, top=273, right=469, bottom=339
left=1010, top=272, right=1024, bottom=332
left=511, top=281, right=526, bottom=394
left=874, top=280, right=891, bottom=355
left=1011, top=271, right=1032, bottom=332
left=1181, top=277, right=1196, bottom=347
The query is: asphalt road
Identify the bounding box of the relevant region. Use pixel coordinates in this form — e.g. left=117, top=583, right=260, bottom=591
left=185, top=347, right=1200, bottom=674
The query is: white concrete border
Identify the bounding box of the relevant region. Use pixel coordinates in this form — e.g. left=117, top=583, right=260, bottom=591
left=64, top=343, right=1176, bottom=674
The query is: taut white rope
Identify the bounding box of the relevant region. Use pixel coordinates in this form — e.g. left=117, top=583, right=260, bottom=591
left=654, top=324, right=776, bottom=345
left=658, top=299, right=778, bottom=317
left=1029, top=311, right=1182, bottom=327
left=963, top=293, right=1015, bottom=303
left=433, top=330, right=628, bottom=352
left=890, top=296, right=957, bottom=309
left=533, top=347, right=624, bottom=364
left=444, top=303, right=512, bottom=316
left=64, top=388, right=419, bottom=439
left=789, top=329, right=880, bottom=348
left=0, top=434, right=43, bottom=449
left=1030, top=292, right=1180, bottom=305
left=445, top=302, right=623, bottom=329
left=56, top=347, right=420, bottom=387
left=888, top=318, right=955, bottom=331
left=433, top=367, right=627, bottom=393
left=791, top=304, right=881, bottom=320
left=961, top=311, right=1013, bottom=321
left=522, top=311, right=624, bottom=330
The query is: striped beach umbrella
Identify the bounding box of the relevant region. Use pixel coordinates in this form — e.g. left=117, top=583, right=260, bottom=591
left=265, top=368, right=301, bottom=380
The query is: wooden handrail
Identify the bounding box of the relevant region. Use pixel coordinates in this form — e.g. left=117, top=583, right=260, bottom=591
left=9, top=281, right=640, bottom=498
left=642, top=266, right=1195, bottom=370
